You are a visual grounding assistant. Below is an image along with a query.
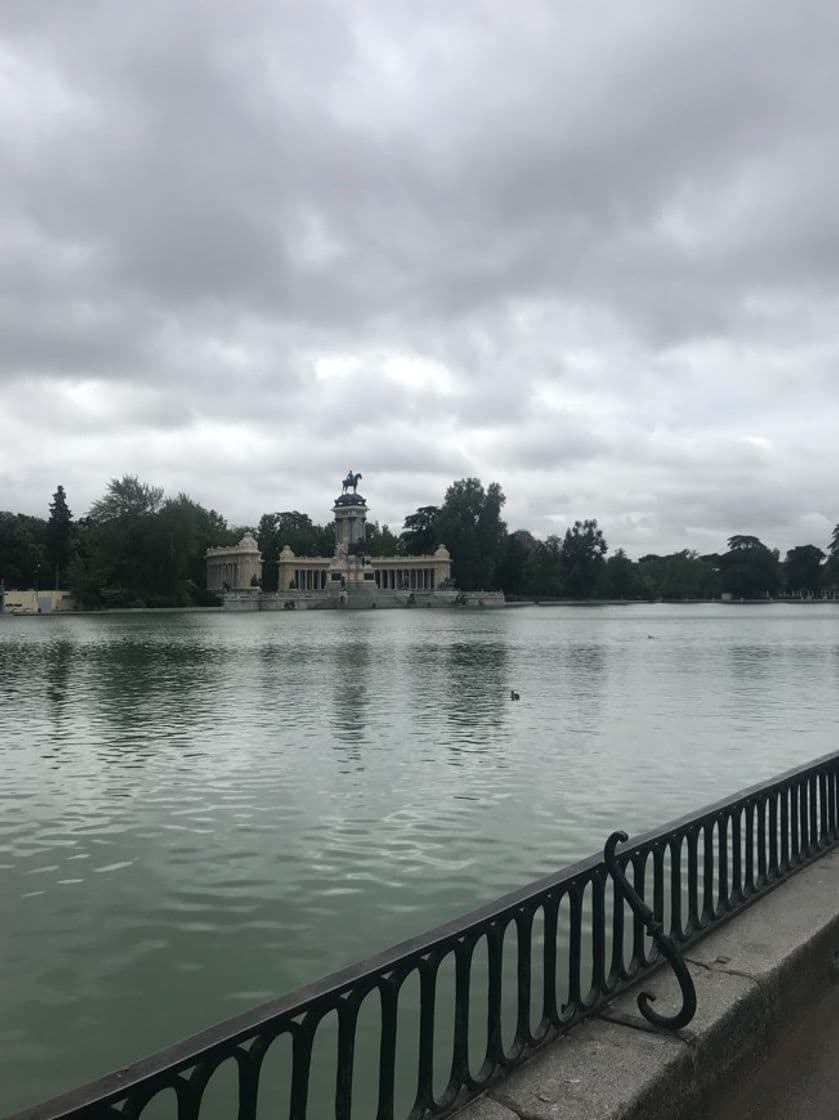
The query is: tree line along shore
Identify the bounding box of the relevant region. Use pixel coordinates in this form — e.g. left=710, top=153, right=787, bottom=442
left=2, top=476, right=838, bottom=609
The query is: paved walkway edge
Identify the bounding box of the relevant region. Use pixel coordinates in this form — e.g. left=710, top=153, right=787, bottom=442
left=457, top=848, right=839, bottom=1120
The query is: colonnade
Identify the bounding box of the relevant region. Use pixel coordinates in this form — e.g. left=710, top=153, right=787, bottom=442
left=208, top=562, right=239, bottom=589
left=293, top=569, right=328, bottom=591
left=374, top=568, right=436, bottom=590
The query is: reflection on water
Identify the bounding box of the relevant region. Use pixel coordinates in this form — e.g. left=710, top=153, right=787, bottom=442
left=442, top=640, right=508, bottom=742
left=45, top=639, right=73, bottom=715
left=1, top=604, right=839, bottom=1112
left=564, top=643, right=607, bottom=732
left=331, top=638, right=370, bottom=754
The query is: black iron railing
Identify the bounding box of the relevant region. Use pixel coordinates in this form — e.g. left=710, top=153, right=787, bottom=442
left=9, top=751, right=839, bottom=1120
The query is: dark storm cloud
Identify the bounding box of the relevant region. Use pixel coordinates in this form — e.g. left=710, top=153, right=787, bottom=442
left=2, top=0, right=839, bottom=553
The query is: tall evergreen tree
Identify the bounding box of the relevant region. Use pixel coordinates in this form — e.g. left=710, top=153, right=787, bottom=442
left=829, top=524, right=839, bottom=561
left=45, top=485, right=73, bottom=588
left=825, top=524, right=839, bottom=593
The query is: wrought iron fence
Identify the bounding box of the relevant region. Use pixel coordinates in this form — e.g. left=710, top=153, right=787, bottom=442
left=9, top=750, right=839, bottom=1120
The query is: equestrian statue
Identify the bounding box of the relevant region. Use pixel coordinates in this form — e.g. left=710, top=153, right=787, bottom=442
left=342, top=470, right=363, bottom=494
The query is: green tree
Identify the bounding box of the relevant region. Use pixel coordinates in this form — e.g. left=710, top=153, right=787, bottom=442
left=830, top=524, right=839, bottom=560
left=258, top=511, right=335, bottom=592
left=153, top=494, right=234, bottom=602
left=45, top=485, right=73, bottom=588
left=0, top=512, right=48, bottom=589
left=605, top=548, right=641, bottom=599
left=399, top=506, right=440, bottom=555
left=825, top=524, right=839, bottom=594
left=522, top=535, right=564, bottom=598
left=496, top=530, right=536, bottom=597
left=559, top=519, right=608, bottom=599
left=71, top=476, right=163, bottom=606
left=69, top=477, right=230, bottom=608
left=435, top=479, right=507, bottom=591
left=88, top=475, right=164, bottom=522
left=719, top=535, right=780, bottom=599
left=365, top=522, right=399, bottom=557
left=637, top=554, right=666, bottom=599
left=783, top=544, right=825, bottom=597
left=660, top=550, right=714, bottom=600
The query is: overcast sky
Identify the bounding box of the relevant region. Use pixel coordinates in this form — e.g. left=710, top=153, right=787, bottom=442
left=2, top=1, right=838, bottom=556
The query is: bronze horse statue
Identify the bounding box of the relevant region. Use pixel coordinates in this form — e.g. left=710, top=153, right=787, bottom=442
left=342, top=470, right=363, bottom=494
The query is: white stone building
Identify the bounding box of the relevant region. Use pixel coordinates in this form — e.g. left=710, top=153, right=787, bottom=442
left=206, top=473, right=503, bottom=610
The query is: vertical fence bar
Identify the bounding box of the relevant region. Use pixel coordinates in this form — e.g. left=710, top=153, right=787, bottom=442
left=541, top=896, right=559, bottom=1027
left=412, top=956, right=437, bottom=1117
left=237, top=1042, right=261, bottom=1120
left=289, top=1016, right=316, bottom=1120
left=608, top=876, right=625, bottom=986
left=629, top=855, right=647, bottom=971
left=829, top=766, right=839, bottom=839
left=701, top=820, right=715, bottom=925
left=589, top=873, right=606, bottom=1001
left=567, top=885, right=584, bottom=1012
left=768, top=792, right=779, bottom=879
left=484, top=923, right=505, bottom=1073
left=446, top=938, right=471, bottom=1097
left=686, top=828, right=700, bottom=935
left=819, top=771, right=829, bottom=847
left=376, top=978, right=398, bottom=1120
left=652, top=845, right=665, bottom=930
left=780, top=785, right=790, bottom=872
left=731, top=808, right=743, bottom=903
left=515, top=908, right=534, bottom=1049
left=744, top=801, right=755, bottom=894
left=717, top=814, right=729, bottom=914
left=335, top=997, right=359, bottom=1120
left=669, top=835, right=683, bottom=941
left=810, top=773, right=820, bottom=853
left=756, top=798, right=767, bottom=886
left=795, top=778, right=805, bottom=862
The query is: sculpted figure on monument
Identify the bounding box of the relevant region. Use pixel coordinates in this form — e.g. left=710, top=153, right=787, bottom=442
left=342, top=470, right=363, bottom=494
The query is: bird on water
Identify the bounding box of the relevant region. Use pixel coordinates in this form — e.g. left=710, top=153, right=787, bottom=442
left=510, top=690, right=520, bottom=700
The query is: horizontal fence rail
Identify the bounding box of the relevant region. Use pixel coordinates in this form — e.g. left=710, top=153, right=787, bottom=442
left=9, top=751, right=839, bottom=1120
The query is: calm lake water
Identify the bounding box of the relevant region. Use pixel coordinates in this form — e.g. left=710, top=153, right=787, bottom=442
left=2, top=603, right=839, bottom=1114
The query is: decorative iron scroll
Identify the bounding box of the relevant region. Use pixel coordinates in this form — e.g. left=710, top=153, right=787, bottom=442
left=604, top=830, right=697, bottom=1029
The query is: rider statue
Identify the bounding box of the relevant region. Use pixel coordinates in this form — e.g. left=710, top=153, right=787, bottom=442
left=341, top=470, right=363, bottom=494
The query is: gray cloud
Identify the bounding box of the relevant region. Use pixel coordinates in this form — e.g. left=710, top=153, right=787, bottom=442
left=2, top=0, right=839, bottom=555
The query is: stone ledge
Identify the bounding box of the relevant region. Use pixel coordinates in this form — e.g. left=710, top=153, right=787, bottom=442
left=458, top=848, right=839, bottom=1120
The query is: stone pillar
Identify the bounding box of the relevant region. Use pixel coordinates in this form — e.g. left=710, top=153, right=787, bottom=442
left=433, top=544, right=452, bottom=589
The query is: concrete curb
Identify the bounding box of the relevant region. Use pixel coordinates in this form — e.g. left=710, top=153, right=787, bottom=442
left=457, top=848, right=839, bottom=1120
